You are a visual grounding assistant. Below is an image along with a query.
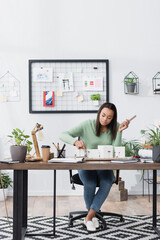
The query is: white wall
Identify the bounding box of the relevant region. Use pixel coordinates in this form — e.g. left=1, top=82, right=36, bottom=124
left=0, top=0, right=160, bottom=196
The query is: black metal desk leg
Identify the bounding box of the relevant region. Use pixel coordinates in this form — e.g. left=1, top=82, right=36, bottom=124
left=153, top=169, right=160, bottom=236
left=53, top=170, right=56, bottom=236
left=13, top=170, right=28, bottom=240
left=22, top=170, right=28, bottom=228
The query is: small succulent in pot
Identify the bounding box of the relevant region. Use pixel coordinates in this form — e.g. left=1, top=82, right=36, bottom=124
left=90, top=94, right=100, bottom=106
left=8, top=128, right=32, bottom=162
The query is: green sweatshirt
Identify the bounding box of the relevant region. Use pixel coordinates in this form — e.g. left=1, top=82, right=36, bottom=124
left=59, top=119, right=122, bottom=149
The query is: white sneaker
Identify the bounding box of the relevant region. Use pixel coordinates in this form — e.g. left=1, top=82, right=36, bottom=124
left=92, top=217, right=99, bottom=228
left=84, top=218, right=96, bottom=232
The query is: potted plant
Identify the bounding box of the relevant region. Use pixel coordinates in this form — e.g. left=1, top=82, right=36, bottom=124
left=8, top=128, right=33, bottom=163
left=90, top=94, right=100, bottom=106
left=142, top=126, right=160, bottom=162
left=122, top=139, right=142, bottom=157
left=0, top=171, right=13, bottom=201
left=124, top=78, right=136, bottom=93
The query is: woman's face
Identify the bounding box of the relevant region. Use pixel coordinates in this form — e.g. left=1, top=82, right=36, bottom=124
left=99, top=107, right=114, bottom=126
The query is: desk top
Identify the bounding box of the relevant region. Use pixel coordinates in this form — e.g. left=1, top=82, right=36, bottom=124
left=0, top=161, right=160, bottom=170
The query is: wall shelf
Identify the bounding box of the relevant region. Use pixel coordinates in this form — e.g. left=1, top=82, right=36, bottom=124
left=124, top=71, right=139, bottom=94
left=152, top=72, right=160, bottom=94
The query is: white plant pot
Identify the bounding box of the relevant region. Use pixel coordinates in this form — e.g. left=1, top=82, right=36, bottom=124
left=0, top=188, right=8, bottom=201
left=92, top=100, right=99, bottom=106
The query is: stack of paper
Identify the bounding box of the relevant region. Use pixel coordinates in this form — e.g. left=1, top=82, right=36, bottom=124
left=48, top=157, right=84, bottom=163
left=111, top=158, right=139, bottom=163
left=140, top=158, right=153, bottom=163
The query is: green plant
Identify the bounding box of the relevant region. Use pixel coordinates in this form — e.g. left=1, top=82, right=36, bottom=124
left=142, top=127, right=160, bottom=146
left=8, top=128, right=33, bottom=153
left=122, top=139, right=142, bottom=157
left=0, top=172, right=13, bottom=189
left=90, top=94, right=100, bottom=101
left=124, top=78, right=135, bottom=84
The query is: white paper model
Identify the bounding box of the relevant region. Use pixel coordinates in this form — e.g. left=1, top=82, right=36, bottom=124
left=58, top=72, right=74, bottom=92
left=98, top=145, right=113, bottom=158
left=114, top=147, right=125, bottom=158
left=83, top=76, right=103, bottom=91
left=33, top=68, right=53, bottom=82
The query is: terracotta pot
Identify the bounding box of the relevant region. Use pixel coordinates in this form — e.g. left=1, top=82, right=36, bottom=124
left=10, top=145, right=27, bottom=163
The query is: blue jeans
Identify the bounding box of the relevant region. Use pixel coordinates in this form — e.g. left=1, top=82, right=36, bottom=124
left=78, top=170, right=114, bottom=212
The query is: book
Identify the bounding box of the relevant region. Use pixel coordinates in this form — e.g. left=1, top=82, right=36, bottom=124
left=48, top=157, right=84, bottom=163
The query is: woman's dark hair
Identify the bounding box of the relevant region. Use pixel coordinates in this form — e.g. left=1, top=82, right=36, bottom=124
left=96, top=102, right=117, bottom=139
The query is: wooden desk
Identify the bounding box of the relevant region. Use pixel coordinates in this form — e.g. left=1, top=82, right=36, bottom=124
left=0, top=161, right=160, bottom=239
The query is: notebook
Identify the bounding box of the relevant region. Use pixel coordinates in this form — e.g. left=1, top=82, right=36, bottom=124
left=48, top=157, right=84, bottom=163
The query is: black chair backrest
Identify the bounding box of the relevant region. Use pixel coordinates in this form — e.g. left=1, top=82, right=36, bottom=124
left=69, top=169, right=120, bottom=187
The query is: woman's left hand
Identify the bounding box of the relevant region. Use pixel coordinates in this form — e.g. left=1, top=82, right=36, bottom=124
left=118, top=119, right=130, bottom=132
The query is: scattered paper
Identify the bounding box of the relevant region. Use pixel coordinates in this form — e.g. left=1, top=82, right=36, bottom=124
left=0, top=96, right=7, bottom=102
left=57, top=91, right=63, bottom=97
left=73, top=91, right=79, bottom=97
left=77, top=95, right=84, bottom=102
left=77, top=68, right=83, bottom=73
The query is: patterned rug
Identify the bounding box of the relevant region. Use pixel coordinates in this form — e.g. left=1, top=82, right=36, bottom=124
left=0, top=215, right=160, bottom=240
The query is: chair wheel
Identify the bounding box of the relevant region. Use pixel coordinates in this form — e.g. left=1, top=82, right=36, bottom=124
left=120, top=217, right=125, bottom=222
left=69, top=214, right=73, bottom=219
left=68, top=220, right=73, bottom=227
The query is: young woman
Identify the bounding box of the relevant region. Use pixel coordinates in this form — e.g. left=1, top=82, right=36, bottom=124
left=59, top=102, right=129, bottom=232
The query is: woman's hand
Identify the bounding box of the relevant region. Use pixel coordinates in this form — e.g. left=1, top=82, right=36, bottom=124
left=118, top=119, right=130, bottom=133
left=74, top=140, right=86, bottom=151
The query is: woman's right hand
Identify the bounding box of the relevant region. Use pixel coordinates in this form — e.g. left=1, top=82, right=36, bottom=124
left=74, top=140, right=86, bottom=151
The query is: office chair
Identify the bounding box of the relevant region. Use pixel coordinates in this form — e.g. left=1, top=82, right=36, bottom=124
left=68, top=169, right=125, bottom=230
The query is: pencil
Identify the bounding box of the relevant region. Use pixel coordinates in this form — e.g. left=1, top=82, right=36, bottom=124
left=52, top=142, right=58, bottom=150
left=129, top=115, right=136, bottom=123
left=57, top=143, right=60, bottom=150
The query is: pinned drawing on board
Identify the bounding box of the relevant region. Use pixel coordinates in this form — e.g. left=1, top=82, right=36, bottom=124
left=43, top=91, right=54, bottom=107
left=56, top=91, right=63, bottom=97
left=33, top=67, right=53, bottom=82
left=73, top=91, right=79, bottom=97
left=77, top=95, right=84, bottom=102
left=58, top=72, right=74, bottom=92
left=0, top=96, right=7, bottom=103
left=83, top=76, right=103, bottom=91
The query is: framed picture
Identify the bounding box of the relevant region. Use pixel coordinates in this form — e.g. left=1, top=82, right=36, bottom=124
left=43, top=91, right=54, bottom=107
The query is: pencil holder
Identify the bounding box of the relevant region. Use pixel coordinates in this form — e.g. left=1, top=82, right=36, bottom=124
left=57, top=149, right=66, bottom=158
